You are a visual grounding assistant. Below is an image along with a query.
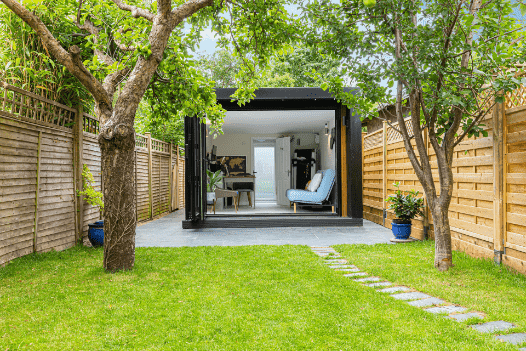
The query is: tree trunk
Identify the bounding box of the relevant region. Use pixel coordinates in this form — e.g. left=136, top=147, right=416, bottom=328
left=100, top=124, right=136, bottom=272
left=431, top=204, right=454, bottom=271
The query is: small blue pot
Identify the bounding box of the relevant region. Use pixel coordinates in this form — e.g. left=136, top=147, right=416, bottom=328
left=88, top=220, right=104, bottom=247
left=391, top=222, right=412, bottom=240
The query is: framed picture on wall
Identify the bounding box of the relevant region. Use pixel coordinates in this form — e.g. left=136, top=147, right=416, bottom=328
left=218, top=156, right=247, bottom=176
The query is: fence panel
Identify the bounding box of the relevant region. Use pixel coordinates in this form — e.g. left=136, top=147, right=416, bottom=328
left=503, top=104, right=526, bottom=273
left=81, top=132, right=102, bottom=240
left=449, top=113, right=495, bottom=258
left=37, top=130, right=76, bottom=252
left=362, top=129, right=383, bottom=225
left=0, top=118, right=39, bottom=265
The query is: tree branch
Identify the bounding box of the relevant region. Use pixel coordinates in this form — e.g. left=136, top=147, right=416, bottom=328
left=110, top=0, right=155, bottom=22
left=170, top=0, right=214, bottom=26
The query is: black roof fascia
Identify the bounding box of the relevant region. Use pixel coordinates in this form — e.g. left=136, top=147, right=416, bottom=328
left=215, top=87, right=357, bottom=102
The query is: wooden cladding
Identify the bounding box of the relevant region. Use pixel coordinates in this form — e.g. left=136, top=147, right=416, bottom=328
left=363, top=85, right=526, bottom=275
left=0, top=83, right=185, bottom=267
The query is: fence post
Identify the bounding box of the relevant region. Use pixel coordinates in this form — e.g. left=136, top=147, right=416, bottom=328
left=493, top=100, right=506, bottom=264
left=382, top=121, right=387, bottom=226
left=75, top=105, right=84, bottom=243
left=33, top=131, right=42, bottom=252
left=145, top=132, right=153, bottom=219
left=169, top=143, right=173, bottom=212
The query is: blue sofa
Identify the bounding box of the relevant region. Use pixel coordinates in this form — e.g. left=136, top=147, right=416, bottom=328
left=286, top=169, right=336, bottom=213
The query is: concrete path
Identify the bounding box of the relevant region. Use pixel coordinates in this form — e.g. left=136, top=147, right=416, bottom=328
left=136, top=210, right=393, bottom=247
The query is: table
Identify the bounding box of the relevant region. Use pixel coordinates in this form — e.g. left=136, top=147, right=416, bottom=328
left=223, top=175, right=256, bottom=208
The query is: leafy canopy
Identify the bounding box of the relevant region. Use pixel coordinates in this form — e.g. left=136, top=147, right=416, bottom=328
left=300, top=0, right=526, bottom=143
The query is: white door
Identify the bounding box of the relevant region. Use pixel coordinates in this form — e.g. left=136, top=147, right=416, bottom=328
left=275, top=137, right=291, bottom=205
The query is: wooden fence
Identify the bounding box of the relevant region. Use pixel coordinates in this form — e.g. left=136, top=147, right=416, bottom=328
left=0, top=81, right=185, bottom=266
left=363, top=85, right=526, bottom=275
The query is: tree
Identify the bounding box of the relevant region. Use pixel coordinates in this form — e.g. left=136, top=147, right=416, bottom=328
left=301, top=0, right=526, bottom=270
left=196, top=43, right=346, bottom=88
left=1, top=0, right=296, bottom=271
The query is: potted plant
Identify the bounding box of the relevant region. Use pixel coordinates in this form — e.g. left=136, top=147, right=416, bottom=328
left=385, top=182, right=425, bottom=240
left=206, top=169, right=223, bottom=204
left=78, top=164, right=104, bottom=247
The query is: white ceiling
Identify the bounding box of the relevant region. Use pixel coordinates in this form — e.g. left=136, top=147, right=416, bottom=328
left=222, top=110, right=335, bottom=134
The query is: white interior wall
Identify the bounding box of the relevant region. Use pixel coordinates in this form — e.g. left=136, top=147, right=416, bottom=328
left=320, top=118, right=336, bottom=171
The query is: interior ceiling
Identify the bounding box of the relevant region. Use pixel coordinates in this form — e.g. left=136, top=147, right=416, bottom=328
left=222, top=110, right=335, bottom=134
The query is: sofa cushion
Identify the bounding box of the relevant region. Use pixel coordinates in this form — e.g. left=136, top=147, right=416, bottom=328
left=307, top=173, right=323, bottom=192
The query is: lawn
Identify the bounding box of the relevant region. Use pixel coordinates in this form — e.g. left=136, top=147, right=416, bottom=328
left=0, top=244, right=521, bottom=350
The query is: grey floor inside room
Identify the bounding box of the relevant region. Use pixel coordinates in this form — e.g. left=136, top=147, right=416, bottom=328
left=136, top=209, right=393, bottom=247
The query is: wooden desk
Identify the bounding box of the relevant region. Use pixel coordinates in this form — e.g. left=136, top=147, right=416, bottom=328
left=223, top=175, right=256, bottom=208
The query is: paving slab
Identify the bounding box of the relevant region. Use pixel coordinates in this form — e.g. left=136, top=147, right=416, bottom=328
left=391, top=292, right=433, bottom=301
left=425, top=305, right=467, bottom=314
left=378, top=286, right=411, bottom=293
left=495, top=333, right=526, bottom=345
left=365, top=281, right=393, bottom=287
left=343, top=272, right=368, bottom=277
left=328, top=265, right=356, bottom=269
left=407, top=297, right=446, bottom=307
left=314, top=252, right=341, bottom=257
left=354, top=277, right=381, bottom=282
left=471, top=321, right=516, bottom=333
left=449, top=313, right=484, bottom=322
left=324, top=259, right=348, bottom=264
left=335, top=268, right=361, bottom=272
left=518, top=348, right=526, bottom=351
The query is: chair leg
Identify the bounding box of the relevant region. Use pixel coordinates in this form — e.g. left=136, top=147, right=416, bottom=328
left=213, top=199, right=216, bottom=214
left=332, top=206, right=335, bottom=213
left=234, top=196, right=238, bottom=213
left=247, top=191, right=252, bottom=207
left=294, top=203, right=297, bottom=214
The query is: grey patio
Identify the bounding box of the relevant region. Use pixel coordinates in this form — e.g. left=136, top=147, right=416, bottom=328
left=136, top=210, right=393, bottom=247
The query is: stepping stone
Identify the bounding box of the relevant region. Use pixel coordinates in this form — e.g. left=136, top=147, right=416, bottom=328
left=378, top=286, right=411, bottom=293
left=391, top=292, right=433, bottom=301
left=335, top=268, right=361, bottom=272
left=314, top=252, right=341, bottom=257
left=449, top=312, right=484, bottom=322
left=495, top=333, right=526, bottom=345
left=365, top=281, right=393, bottom=287
left=471, top=321, right=515, bottom=333
left=343, top=272, right=367, bottom=277
left=407, top=297, right=446, bottom=307
left=425, top=305, right=467, bottom=314
left=355, top=277, right=380, bottom=282
left=324, top=260, right=347, bottom=264
left=328, top=265, right=356, bottom=269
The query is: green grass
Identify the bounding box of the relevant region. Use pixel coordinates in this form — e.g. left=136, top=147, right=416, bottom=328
left=0, top=245, right=521, bottom=350
left=335, top=241, right=526, bottom=346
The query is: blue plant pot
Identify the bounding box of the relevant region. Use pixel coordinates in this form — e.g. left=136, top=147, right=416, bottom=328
left=391, top=222, right=412, bottom=240
left=88, top=220, right=104, bottom=247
